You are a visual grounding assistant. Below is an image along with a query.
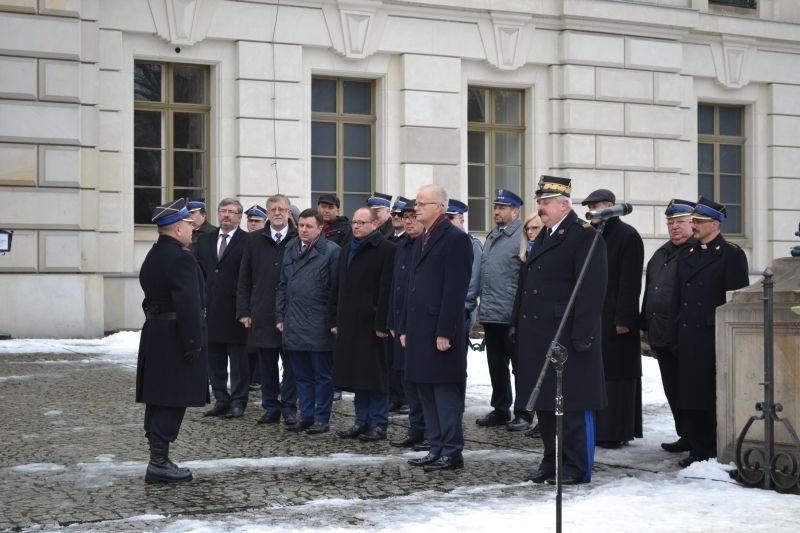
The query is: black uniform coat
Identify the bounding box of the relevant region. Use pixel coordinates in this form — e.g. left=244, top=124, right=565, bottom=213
left=195, top=228, right=248, bottom=344
left=191, top=220, right=217, bottom=246
left=400, top=218, right=472, bottom=384
left=676, top=233, right=749, bottom=410
left=329, top=230, right=396, bottom=392
left=136, top=235, right=208, bottom=407
left=386, top=235, right=416, bottom=371
left=599, top=216, right=644, bottom=381
left=513, top=210, right=608, bottom=411
left=235, top=225, right=297, bottom=349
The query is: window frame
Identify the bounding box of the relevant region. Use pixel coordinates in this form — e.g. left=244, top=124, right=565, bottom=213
left=133, top=61, right=211, bottom=227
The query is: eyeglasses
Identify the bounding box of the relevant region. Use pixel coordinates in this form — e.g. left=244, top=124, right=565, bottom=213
left=402, top=215, right=416, bottom=221
left=268, top=207, right=288, bottom=214
left=218, top=208, right=241, bottom=215
left=352, top=220, right=374, bottom=227
left=391, top=212, right=403, bottom=218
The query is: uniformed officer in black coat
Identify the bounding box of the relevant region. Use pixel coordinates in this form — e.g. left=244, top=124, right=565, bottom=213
left=188, top=198, right=217, bottom=246
left=582, top=189, right=644, bottom=448
left=514, top=176, right=608, bottom=484
left=136, top=198, right=207, bottom=484
left=641, top=199, right=696, bottom=453
left=195, top=198, right=250, bottom=418
left=386, top=196, right=413, bottom=412
left=675, top=196, right=749, bottom=466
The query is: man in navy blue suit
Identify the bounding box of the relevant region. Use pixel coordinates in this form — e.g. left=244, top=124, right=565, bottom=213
left=400, top=184, right=472, bottom=472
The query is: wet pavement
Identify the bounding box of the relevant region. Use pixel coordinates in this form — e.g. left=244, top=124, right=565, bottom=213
left=0, top=350, right=640, bottom=531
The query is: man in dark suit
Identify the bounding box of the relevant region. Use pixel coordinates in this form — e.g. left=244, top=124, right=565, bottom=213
left=195, top=198, right=250, bottom=418
left=641, top=199, right=696, bottom=454
left=582, top=189, right=644, bottom=449
left=401, top=184, right=472, bottom=472
left=514, top=176, right=608, bottom=485
left=236, top=194, right=298, bottom=426
left=675, top=196, right=749, bottom=467
left=188, top=198, right=217, bottom=246
left=136, top=199, right=207, bottom=483
left=329, top=206, right=396, bottom=442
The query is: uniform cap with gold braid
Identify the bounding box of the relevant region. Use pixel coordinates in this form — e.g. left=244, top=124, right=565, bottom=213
left=245, top=204, right=267, bottom=221
left=187, top=198, right=206, bottom=212
left=535, top=175, right=572, bottom=199
left=366, top=192, right=392, bottom=209
left=692, top=196, right=726, bottom=222
left=152, top=198, right=194, bottom=227
left=665, top=198, right=696, bottom=219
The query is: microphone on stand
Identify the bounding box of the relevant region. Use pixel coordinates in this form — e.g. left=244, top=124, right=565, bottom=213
left=585, top=203, right=633, bottom=221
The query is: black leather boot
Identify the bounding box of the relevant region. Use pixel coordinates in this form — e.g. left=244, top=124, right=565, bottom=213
left=145, top=437, right=193, bottom=484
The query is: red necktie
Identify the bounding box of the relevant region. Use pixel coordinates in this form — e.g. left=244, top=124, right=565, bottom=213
left=218, top=233, right=229, bottom=260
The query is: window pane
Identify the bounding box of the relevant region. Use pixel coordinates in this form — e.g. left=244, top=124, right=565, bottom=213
left=312, top=122, right=336, bottom=156
left=468, top=131, right=487, bottom=163
left=495, top=132, right=521, bottom=165
left=468, top=165, right=486, bottom=197
left=495, top=90, right=522, bottom=125
left=312, top=78, right=336, bottom=113
left=173, top=112, right=204, bottom=149
left=698, top=105, right=714, bottom=135
left=311, top=157, right=336, bottom=191
left=719, top=144, right=741, bottom=174
left=174, top=151, right=204, bottom=188
left=468, top=88, right=487, bottom=123
left=344, top=159, right=371, bottom=191
left=722, top=205, right=741, bottom=234
left=343, top=123, right=370, bottom=157
left=720, top=174, right=741, bottom=204
left=698, top=143, right=714, bottom=173
left=134, top=149, right=162, bottom=187
left=719, top=107, right=742, bottom=136
left=134, top=110, right=162, bottom=148
left=343, top=81, right=371, bottom=115
left=468, top=199, right=486, bottom=232
left=495, top=165, right=521, bottom=192
left=134, top=62, right=162, bottom=102
left=174, top=188, right=203, bottom=203
left=173, top=66, right=205, bottom=104
left=343, top=193, right=370, bottom=219
left=698, top=174, right=714, bottom=198
left=134, top=188, right=162, bottom=224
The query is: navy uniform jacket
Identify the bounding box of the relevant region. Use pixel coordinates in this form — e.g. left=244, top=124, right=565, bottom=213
left=400, top=217, right=472, bottom=384
left=195, top=228, right=248, bottom=345
left=513, top=209, right=608, bottom=411
left=676, top=232, right=749, bottom=410
left=136, top=235, right=208, bottom=407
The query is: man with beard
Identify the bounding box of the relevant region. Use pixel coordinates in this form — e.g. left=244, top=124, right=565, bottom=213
left=515, top=176, right=607, bottom=485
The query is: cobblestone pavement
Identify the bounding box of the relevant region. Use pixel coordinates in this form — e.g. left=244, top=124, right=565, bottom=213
left=0, top=351, right=644, bottom=531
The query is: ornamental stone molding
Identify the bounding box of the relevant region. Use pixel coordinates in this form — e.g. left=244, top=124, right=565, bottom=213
left=478, top=12, right=534, bottom=71
left=321, top=0, right=387, bottom=60
left=711, top=36, right=756, bottom=90
left=147, top=0, right=221, bottom=47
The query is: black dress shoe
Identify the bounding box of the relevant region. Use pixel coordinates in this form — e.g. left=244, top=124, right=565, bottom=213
left=286, top=419, right=314, bottom=432
left=227, top=406, right=244, bottom=418
left=678, top=454, right=711, bottom=468
left=423, top=455, right=464, bottom=472
left=358, top=427, right=387, bottom=442
left=408, top=453, right=440, bottom=467
left=336, top=424, right=366, bottom=439
left=305, top=422, right=330, bottom=435
left=661, top=437, right=691, bottom=453
left=412, top=440, right=431, bottom=452
left=506, top=417, right=531, bottom=432
left=257, top=412, right=280, bottom=424
left=547, top=476, right=583, bottom=485
left=390, top=434, right=425, bottom=448
left=595, top=440, right=626, bottom=449
left=525, top=424, right=542, bottom=438
left=525, top=470, right=555, bottom=484
left=203, top=403, right=229, bottom=417
left=475, top=411, right=511, bottom=427
left=283, top=414, right=297, bottom=427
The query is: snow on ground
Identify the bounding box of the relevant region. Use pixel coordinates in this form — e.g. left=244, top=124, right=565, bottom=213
left=3, top=333, right=799, bottom=532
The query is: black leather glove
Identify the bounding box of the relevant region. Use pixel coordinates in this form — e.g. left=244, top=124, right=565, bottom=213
left=183, top=348, right=201, bottom=363
left=572, top=339, right=592, bottom=352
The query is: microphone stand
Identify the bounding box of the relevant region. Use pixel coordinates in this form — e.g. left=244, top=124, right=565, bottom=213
left=525, top=218, right=607, bottom=533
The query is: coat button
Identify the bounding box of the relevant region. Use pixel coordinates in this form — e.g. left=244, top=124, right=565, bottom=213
left=522, top=314, right=527, bottom=319
left=533, top=315, right=538, bottom=320
left=532, top=289, right=538, bottom=295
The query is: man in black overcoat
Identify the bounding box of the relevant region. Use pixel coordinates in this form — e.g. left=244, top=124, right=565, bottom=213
left=329, top=206, right=396, bottom=442
left=236, top=194, right=298, bottom=425
left=400, top=184, right=472, bottom=472
left=582, top=189, right=644, bottom=448
left=641, top=199, right=696, bottom=453
left=188, top=198, right=217, bottom=247
left=136, top=199, right=207, bottom=483
left=675, top=196, right=749, bottom=466
left=514, top=176, right=608, bottom=485
left=195, top=198, right=250, bottom=418
left=386, top=196, right=413, bottom=413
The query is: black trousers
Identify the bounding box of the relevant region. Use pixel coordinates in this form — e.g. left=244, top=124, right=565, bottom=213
left=685, top=407, right=716, bottom=459
left=654, top=345, right=687, bottom=439
left=484, top=323, right=530, bottom=422
left=207, top=341, right=249, bottom=409
left=417, top=382, right=465, bottom=458
left=536, top=409, right=595, bottom=482
left=144, top=404, right=186, bottom=442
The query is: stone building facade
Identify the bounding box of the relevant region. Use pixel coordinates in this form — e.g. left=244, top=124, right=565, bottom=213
left=1, top=0, right=799, bottom=337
